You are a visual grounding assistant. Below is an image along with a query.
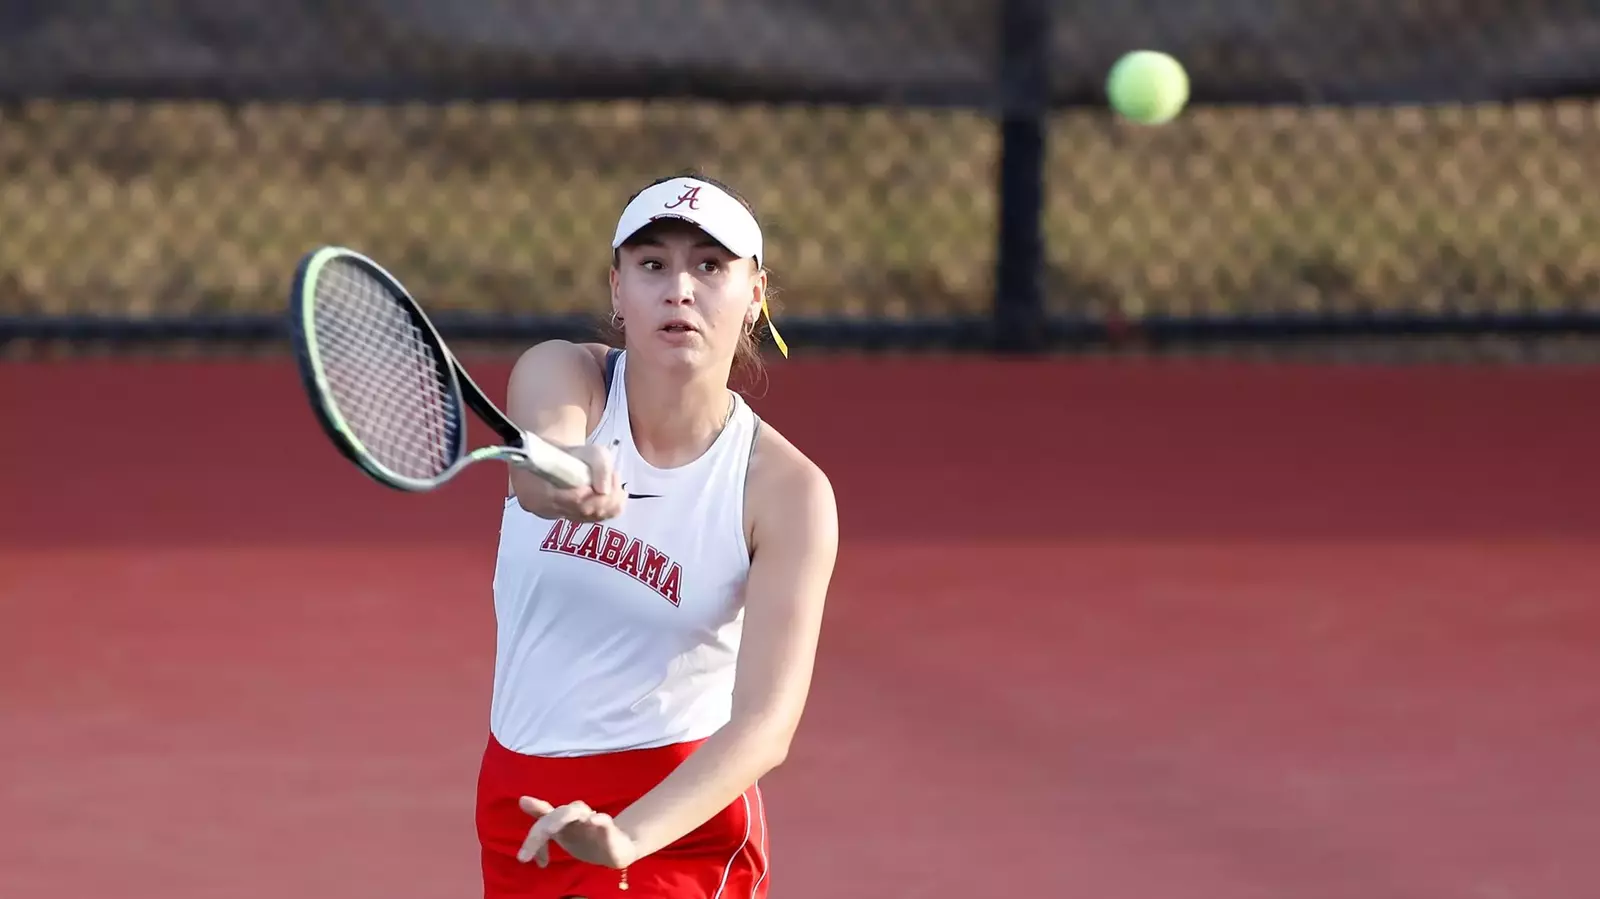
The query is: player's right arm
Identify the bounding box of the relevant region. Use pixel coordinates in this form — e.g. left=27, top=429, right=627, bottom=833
left=504, top=340, right=625, bottom=522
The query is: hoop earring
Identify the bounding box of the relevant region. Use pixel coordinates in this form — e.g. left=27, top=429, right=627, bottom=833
left=611, top=311, right=623, bottom=329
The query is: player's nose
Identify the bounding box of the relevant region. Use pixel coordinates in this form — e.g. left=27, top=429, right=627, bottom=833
left=663, top=270, right=695, bottom=304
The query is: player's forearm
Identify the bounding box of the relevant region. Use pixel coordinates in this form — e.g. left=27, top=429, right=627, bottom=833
left=505, top=340, right=598, bottom=516
left=613, top=719, right=790, bottom=861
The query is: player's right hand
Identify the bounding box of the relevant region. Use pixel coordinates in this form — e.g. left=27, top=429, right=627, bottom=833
left=535, top=442, right=625, bottom=522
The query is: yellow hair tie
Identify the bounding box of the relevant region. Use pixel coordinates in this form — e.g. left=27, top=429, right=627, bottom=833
left=762, top=296, right=788, bottom=358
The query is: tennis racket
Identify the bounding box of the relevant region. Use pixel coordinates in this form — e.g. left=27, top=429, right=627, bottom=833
left=288, top=245, right=592, bottom=493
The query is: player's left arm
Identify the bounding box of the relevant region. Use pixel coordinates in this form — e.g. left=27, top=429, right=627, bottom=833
left=614, top=432, right=839, bottom=861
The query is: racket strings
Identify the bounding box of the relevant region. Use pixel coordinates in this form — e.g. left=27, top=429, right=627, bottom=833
left=312, top=260, right=461, bottom=479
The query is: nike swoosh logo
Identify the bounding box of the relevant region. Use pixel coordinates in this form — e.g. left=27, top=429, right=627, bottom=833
left=622, top=482, right=662, bottom=500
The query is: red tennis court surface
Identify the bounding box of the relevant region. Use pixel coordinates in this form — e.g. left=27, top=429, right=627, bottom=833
left=3, top=356, right=1599, bottom=898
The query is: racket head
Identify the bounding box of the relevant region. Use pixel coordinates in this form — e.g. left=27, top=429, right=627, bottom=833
left=288, top=246, right=470, bottom=492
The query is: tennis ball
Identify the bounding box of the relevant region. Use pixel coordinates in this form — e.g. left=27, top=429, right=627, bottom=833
left=1106, top=50, right=1190, bottom=125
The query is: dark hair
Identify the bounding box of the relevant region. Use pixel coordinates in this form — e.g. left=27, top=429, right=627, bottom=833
left=605, top=169, right=776, bottom=389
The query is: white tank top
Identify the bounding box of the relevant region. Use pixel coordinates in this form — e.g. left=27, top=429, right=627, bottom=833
left=488, top=350, right=762, bottom=757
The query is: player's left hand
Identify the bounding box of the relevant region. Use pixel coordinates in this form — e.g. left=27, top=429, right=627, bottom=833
left=516, top=796, right=638, bottom=870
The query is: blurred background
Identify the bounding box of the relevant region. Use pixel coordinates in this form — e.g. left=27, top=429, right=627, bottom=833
left=3, top=2, right=1600, bottom=898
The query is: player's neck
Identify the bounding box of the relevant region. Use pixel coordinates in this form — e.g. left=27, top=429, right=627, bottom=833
left=622, top=360, right=733, bottom=469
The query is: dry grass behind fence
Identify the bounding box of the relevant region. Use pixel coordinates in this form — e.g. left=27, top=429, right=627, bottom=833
left=2, top=98, right=1598, bottom=322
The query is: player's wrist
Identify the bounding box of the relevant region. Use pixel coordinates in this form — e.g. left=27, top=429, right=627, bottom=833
left=609, top=814, right=651, bottom=866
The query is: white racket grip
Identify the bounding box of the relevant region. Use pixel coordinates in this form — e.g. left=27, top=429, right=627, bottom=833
left=516, top=432, right=593, bottom=490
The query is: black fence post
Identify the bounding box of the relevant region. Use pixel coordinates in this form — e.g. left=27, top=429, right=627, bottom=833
left=993, top=0, right=1052, bottom=354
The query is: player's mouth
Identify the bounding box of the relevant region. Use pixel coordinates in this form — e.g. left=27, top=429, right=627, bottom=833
left=660, top=319, right=699, bottom=334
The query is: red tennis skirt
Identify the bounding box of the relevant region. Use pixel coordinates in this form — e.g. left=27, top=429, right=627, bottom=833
left=476, top=732, right=770, bottom=899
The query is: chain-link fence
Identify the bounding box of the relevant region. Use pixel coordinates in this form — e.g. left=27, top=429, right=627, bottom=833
left=2, top=0, right=1599, bottom=352
left=0, top=101, right=996, bottom=323
left=1046, top=102, right=1600, bottom=320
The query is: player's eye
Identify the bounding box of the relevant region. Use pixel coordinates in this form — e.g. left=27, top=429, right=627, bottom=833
left=641, top=259, right=664, bottom=271
left=697, top=260, right=722, bottom=274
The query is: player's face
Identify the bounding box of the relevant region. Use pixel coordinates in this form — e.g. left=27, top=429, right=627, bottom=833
left=611, top=221, right=763, bottom=370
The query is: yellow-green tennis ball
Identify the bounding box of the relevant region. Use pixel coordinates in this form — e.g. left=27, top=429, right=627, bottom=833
left=1106, top=50, right=1190, bottom=125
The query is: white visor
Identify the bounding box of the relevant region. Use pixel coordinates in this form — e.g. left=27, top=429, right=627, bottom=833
left=611, top=177, right=763, bottom=266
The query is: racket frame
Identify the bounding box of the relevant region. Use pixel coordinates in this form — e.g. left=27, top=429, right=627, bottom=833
left=289, top=245, right=591, bottom=492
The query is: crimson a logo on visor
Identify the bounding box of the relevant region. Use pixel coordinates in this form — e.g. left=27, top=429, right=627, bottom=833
left=663, top=186, right=702, bottom=210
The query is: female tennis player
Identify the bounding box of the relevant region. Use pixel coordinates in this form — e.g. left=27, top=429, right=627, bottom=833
left=474, top=173, right=839, bottom=899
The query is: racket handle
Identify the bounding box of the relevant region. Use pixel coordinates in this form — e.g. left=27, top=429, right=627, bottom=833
left=517, top=436, right=594, bottom=490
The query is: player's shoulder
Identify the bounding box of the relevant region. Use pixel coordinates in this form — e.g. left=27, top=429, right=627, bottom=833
left=508, top=339, right=612, bottom=387
left=574, top=341, right=618, bottom=372
left=747, top=419, right=836, bottom=530
left=505, top=341, right=617, bottom=431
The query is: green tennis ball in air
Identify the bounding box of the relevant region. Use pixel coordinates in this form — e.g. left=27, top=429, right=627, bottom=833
left=1106, top=50, right=1190, bottom=125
